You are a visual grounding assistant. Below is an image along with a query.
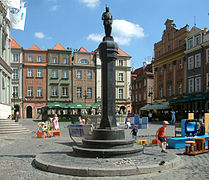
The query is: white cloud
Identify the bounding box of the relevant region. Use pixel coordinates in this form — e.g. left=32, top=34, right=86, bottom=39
left=34, top=32, right=45, bottom=39
left=87, top=19, right=145, bottom=45
left=79, top=0, right=100, bottom=8
left=87, top=33, right=103, bottom=42
left=51, top=5, right=58, bottom=11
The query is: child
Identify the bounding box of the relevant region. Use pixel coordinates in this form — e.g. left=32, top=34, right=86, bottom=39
left=131, top=125, right=138, bottom=140
left=40, top=122, right=52, bottom=137
left=156, top=121, right=169, bottom=152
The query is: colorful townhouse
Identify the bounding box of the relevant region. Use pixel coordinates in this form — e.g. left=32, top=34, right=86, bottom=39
left=153, top=19, right=189, bottom=108
left=11, top=38, right=23, bottom=118
left=47, top=43, right=72, bottom=107
left=72, top=47, right=96, bottom=108
left=22, top=45, right=47, bottom=118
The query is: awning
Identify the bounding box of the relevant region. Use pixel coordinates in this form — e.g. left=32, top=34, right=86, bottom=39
left=68, top=102, right=87, bottom=109
left=140, top=101, right=170, bottom=111
left=43, top=102, right=68, bottom=109
left=91, top=103, right=101, bottom=109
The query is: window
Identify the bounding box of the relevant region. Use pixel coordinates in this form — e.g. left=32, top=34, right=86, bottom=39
left=62, top=87, right=68, bottom=96
left=143, top=92, right=146, bottom=100
left=207, top=73, right=209, bottom=90
left=160, top=67, right=163, bottom=76
left=77, top=70, right=82, bottom=79
left=37, top=56, right=42, bottom=62
left=13, top=69, right=18, bottom=79
left=144, top=79, right=146, bottom=87
left=119, top=88, right=123, bottom=99
left=118, top=73, right=124, bottom=81
left=188, top=78, right=194, bottom=93
left=87, top=88, right=92, bottom=98
left=27, top=69, right=33, bottom=77
left=139, top=94, right=141, bottom=101
left=52, top=57, right=57, bottom=64
left=179, top=59, right=183, bottom=69
left=178, top=83, right=182, bottom=95
left=13, top=87, right=18, bottom=97
left=37, top=87, right=43, bottom=97
left=188, top=56, right=194, bottom=70
left=28, top=56, right=33, bottom=62
left=168, top=85, right=172, bottom=96
left=195, top=54, right=201, bottom=68
left=2, top=77, right=5, bottom=89
left=195, top=77, right=201, bottom=92
left=169, top=64, right=172, bottom=72
left=80, top=59, right=89, bottom=64
left=87, top=71, right=92, bottom=79
left=62, top=71, right=68, bottom=79
left=119, top=60, right=124, bottom=66
left=63, top=58, right=67, bottom=64
left=52, top=70, right=58, bottom=78
left=135, top=94, right=137, bottom=102
left=27, top=87, right=33, bottom=96
left=77, top=87, right=82, bottom=98
left=207, top=49, right=209, bottom=63
left=13, top=53, right=19, bottom=62
left=159, top=87, right=163, bottom=98
left=37, top=108, right=42, bottom=114
left=138, top=82, right=141, bottom=88
left=37, top=69, right=43, bottom=77
left=52, top=86, right=58, bottom=96
left=195, top=36, right=201, bottom=46
left=188, top=38, right=193, bottom=49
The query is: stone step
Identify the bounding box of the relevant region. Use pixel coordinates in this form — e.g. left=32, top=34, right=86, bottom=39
left=0, top=119, right=30, bottom=134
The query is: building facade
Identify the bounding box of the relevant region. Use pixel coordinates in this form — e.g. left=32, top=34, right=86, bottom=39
left=95, top=48, right=132, bottom=114
left=22, top=45, right=47, bottom=118
left=185, top=26, right=205, bottom=113
left=0, top=2, right=12, bottom=119
left=153, top=19, right=189, bottom=103
left=47, top=43, right=72, bottom=106
left=11, top=38, right=23, bottom=118
left=72, top=47, right=96, bottom=108
left=131, top=63, right=154, bottom=114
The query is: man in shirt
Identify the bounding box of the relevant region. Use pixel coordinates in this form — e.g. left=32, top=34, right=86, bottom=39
left=156, top=121, right=169, bottom=152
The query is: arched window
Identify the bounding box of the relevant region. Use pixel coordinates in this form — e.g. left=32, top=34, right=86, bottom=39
left=79, top=59, right=89, bottom=64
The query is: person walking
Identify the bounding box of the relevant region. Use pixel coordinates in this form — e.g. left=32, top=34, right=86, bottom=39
left=130, top=125, right=138, bottom=140
left=171, top=110, right=176, bottom=124
left=156, top=121, right=169, bottom=153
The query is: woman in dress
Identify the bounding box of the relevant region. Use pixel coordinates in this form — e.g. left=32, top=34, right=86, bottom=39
left=52, top=114, right=59, bottom=130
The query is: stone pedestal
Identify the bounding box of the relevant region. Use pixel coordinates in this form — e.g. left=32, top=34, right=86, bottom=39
left=72, top=36, right=142, bottom=158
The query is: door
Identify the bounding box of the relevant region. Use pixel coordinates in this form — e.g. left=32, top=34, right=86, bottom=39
left=26, top=106, right=32, bottom=118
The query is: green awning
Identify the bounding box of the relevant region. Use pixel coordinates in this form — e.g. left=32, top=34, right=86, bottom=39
left=68, top=102, right=87, bottom=109
left=43, top=102, right=68, bottom=109
left=140, top=101, right=170, bottom=111
left=90, top=103, right=101, bottom=109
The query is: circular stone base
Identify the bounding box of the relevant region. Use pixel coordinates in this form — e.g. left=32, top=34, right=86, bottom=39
left=34, top=147, right=182, bottom=177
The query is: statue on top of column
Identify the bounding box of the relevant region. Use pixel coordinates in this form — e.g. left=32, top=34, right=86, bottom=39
left=102, top=6, right=113, bottom=37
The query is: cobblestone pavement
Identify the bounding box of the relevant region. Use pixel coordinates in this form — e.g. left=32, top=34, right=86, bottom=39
left=0, top=119, right=209, bottom=180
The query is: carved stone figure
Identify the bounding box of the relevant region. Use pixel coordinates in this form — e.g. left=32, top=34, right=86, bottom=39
left=102, top=6, right=113, bottom=37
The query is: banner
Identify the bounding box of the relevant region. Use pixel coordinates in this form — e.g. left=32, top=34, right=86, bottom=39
left=3, top=0, right=20, bottom=9
left=7, top=2, right=26, bottom=31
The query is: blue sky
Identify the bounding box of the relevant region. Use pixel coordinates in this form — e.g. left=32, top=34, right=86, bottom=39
left=11, top=0, right=209, bottom=68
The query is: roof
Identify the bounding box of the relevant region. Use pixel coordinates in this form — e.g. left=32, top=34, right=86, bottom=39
left=11, top=38, right=21, bottom=49
left=25, top=45, right=42, bottom=51
left=78, top=46, right=88, bottom=52
left=118, top=48, right=131, bottom=57
left=94, top=47, right=131, bottom=57
left=53, top=43, right=66, bottom=50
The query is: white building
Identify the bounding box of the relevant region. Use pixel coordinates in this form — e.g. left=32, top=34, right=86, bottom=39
left=0, top=2, right=12, bottom=119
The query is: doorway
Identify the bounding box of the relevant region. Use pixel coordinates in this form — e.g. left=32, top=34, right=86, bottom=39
left=26, top=106, right=32, bottom=118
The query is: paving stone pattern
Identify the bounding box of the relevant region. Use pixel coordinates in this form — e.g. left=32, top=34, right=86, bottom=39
left=0, top=119, right=209, bottom=180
